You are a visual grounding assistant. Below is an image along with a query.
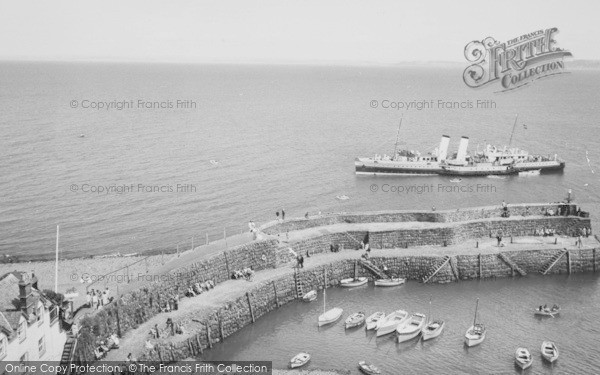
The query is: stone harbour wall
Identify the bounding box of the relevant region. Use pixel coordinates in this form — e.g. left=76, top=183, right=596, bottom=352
left=261, top=203, right=582, bottom=235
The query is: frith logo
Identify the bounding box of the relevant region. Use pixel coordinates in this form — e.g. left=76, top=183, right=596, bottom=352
left=463, top=28, right=572, bottom=91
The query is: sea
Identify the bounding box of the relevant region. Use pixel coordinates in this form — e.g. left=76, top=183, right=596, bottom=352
left=1, top=62, right=599, bottom=260
left=1, top=62, right=599, bottom=373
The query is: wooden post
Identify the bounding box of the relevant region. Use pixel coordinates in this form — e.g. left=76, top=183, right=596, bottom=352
left=272, top=281, right=279, bottom=308
left=593, top=248, right=596, bottom=272
left=567, top=250, right=571, bottom=274
left=478, top=254, right=482, bottom=279
left=354, top=261, right=358, bottom=279
left=224, top=252, right=231, bottom=278
left=476, top=241, right=479, bottom=248
left=115, top=304, right=122, bottom=337
left=206, top=321, right=212, bottom=348
left=247, top=292, right=255, bottom=323
left=218, top=313, right=225, bottom=340
left=555, top=237, right=558, bottom=245
left=510, top=236, right=513, bottom=244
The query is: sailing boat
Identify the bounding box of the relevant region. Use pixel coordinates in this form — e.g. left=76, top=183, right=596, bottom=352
left=422, top=296, right=445, bottom=341
left=317, top=269, right=343, bottom=326
left=464, top=298, right=486, bottom=347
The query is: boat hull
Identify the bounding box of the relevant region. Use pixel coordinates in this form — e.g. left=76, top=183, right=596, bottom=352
left=376, top=310, right=409, bottom=337
left=541, top=341, right=559, bottom=363
left=374, top=278, right=405, bottom=287
left=289, top=353, right=311, bottom=368
left=345, top=313, right=366, bottom=329
left=302, top=290, right=317, bottom=302
left=365, top=311, right=385, bottom=330
left=421, top=320, right=445, bottom=341
left=515, top=348, right=533, bottom=370
left=340, top=277, right=368, bottom=288
left=318, top=308, right=343, bottom=326
left=396, top=313, right=426, bottom=342
left=464, top=326, right=486, bottom=347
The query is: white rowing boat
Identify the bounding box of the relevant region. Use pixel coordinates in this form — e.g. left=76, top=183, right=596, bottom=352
left=345, top=312, right=366, bottom=329
left=289, top=352, right=310, bottom=368
left=376, top=309, right=409, bottom=337
left=541, top=341, right=559, bottom=363
left=358, top=361, right=381, bottom=375
left=374, top=277, right=405, bottom=287
left=422, top=296, right=445, bottom=341
left=396, top=312, right=426, bottom=342
left=515, top=347, right=533, bottom=369
left=302, top=290, right=317, bottom=302
left=534, top=305, right=560, bottom=317
left=365, top=311, right=385, bottom=330
left=340, top=277, right=368, bottom=288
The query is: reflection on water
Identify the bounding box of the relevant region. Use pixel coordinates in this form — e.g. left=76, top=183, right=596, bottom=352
left=203, top=273, right=600, bottom=374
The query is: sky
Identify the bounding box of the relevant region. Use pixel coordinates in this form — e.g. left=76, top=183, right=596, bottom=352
left=0, top=0, right=598, bottom=63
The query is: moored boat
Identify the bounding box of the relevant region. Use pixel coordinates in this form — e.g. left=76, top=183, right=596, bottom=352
left=464, top=298, right=486, bottom=347
left=541, top=341, right=559, bottom=363
left=340, top=277, right=368, bottom=288
left=358, top=361, right=381, bottom=375
left=318, top=307, right=343, bottom=327
left=345, top=312, right=366, bottom=329
left=289, top=352, right=311, bottom=368
left=396, top=312, right=427, bottom=342
left=515, top=347, right=533, bottom=369
left=374, top=277, right=405, bottom=287
left=302, top=290, right=317, bottom=302
left=365, top=311, right=386, bottom=330
left=376, top=309, right=409, bottom=337
left=422, top=296, right=445, bottom=341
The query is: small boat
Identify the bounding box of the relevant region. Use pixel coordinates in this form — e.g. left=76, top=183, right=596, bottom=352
left=340, top=277, right=368, bottom=288
left=358, top=361, right=381, bottom=375
left=464, top=298, right=486, bottom=347
left=78, top=134, right=85, bottom=138
left=396, top=312, right=427, bottom=342
left=449, top=178, right=462, bottom=183
left=302, top=290, right=317, bottom=302
left=487, top=175, right=506, bottom=179
left=289, top=352, right=311, bottom=368
left=541, top=341, right=559, bottom=363
left=422, top=296, right=445, bottom=341
left=376, top=309, right=409, bottom=337
left=345, top=312, right=366, bottom=329
left=365, top=311, right=386, bottom=330
left=534, top=305, right=560, bottom=317
left=318, top=270, right=343, bottom=326
left=519, top=169, right=541, bottom=176
left=336, top=194, right=350, bottom=200
left=374, top=277, right=405, bottom=287
left=210, top=159, right=219, bottom=165
left=515, top=347, right=533, bottom=369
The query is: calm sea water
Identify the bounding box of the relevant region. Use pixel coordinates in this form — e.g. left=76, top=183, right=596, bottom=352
left=0, top=63, right=599, bottom=258
left=202, top=274, right=600, bottom=374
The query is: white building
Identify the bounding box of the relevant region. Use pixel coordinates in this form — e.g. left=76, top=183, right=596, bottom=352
left=0, top=271, right=67, bottom=362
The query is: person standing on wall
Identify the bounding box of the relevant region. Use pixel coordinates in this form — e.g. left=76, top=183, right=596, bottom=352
left=282, top=209, right=285, bottom=220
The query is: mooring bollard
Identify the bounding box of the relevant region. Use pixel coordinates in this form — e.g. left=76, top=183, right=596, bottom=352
left=476, top=241, right=479, bottom=248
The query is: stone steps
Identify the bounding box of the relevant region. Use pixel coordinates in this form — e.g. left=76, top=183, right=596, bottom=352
left=422, top=256, right=451, bottom=284
left=540, top=249, right=568, bottom=275
left=497, top=252, right=527, bottom=276
left=60, top=334, right=77, bottom=372
left=358, top=259, right=388, bottom=279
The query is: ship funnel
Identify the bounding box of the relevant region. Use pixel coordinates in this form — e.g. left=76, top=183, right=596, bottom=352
left=456, top=136, right=469, bottom=162
left=438, top=135, right=450, bottom=161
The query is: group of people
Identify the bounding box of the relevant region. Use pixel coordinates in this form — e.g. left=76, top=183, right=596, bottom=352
left=94, top=333, right=119, bottom=360
left=275, top=209, right=285, bottom=220
left=535, top=227, right=557, bottom=237
left=185, top=280, right=215, bottom=297
left=538, top=304, right=559, bottom=312
left=231, top=267, right=254, bottom=281
left=148, top=317, right=185, bottom=341
left=87, top=287, right=111, bottom=310
left=159, top=294, right=180, bottom=313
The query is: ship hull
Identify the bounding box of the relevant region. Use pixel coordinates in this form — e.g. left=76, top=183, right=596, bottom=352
left=354, top=159, right=443, bottom=176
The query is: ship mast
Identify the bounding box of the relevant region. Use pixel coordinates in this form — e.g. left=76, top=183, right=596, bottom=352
left=508, top=114, right=518, bottom=147
left=393, top=116, right=403, bottom=156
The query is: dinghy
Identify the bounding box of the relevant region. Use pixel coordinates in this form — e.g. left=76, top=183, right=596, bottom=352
left=449, top=178, right=462, bottom=183
left=302, top=290, right=317, bottom=302
left=534, top=305, right=560, bottom=317
left=358, top=361, right=381, bottom=375
left=464, top=298, right=486, bottom=347
left=376, top=309, right=409, bottom=337
left=210, top=159, right=219, bottom=165
left=345, top=312, right=366, bottom=329
left=289, top=352, right=311, bottom=368
left=365, top=311, right=386, bottom=330
left=422, top=296, right=445, bottom=341
left=374, top=277, right=405, bottom=287
left=336, top=195, right=350, bottom=200
left=515, top=347, right=533, bottom=369
left=318, top=270, right=343, bottom=326
left=541, top=341, right=559, bottom=363
left=340, top=277, right=368, bottom=288
left=396, top=313, right=426, bottom=342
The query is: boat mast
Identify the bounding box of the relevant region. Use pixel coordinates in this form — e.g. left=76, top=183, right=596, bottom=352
left=508, top=114, right=518, bottom=147
left=473, top=298, right=479, bottom=327
left=428, top=296, right=432, bottom=324
left=393, top=117, right=403, bottom=156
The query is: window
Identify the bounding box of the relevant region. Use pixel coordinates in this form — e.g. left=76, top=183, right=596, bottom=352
left=37, top=305, right=44, bottom=325
left=0, top=335, right=7, bottom=360
left=38, top=336, right=46, bottom=356
left=18, top=320, right=27, bottom=342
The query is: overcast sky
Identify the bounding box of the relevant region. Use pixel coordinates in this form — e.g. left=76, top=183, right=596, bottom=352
left=0, top=0, right=598, bottom=63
